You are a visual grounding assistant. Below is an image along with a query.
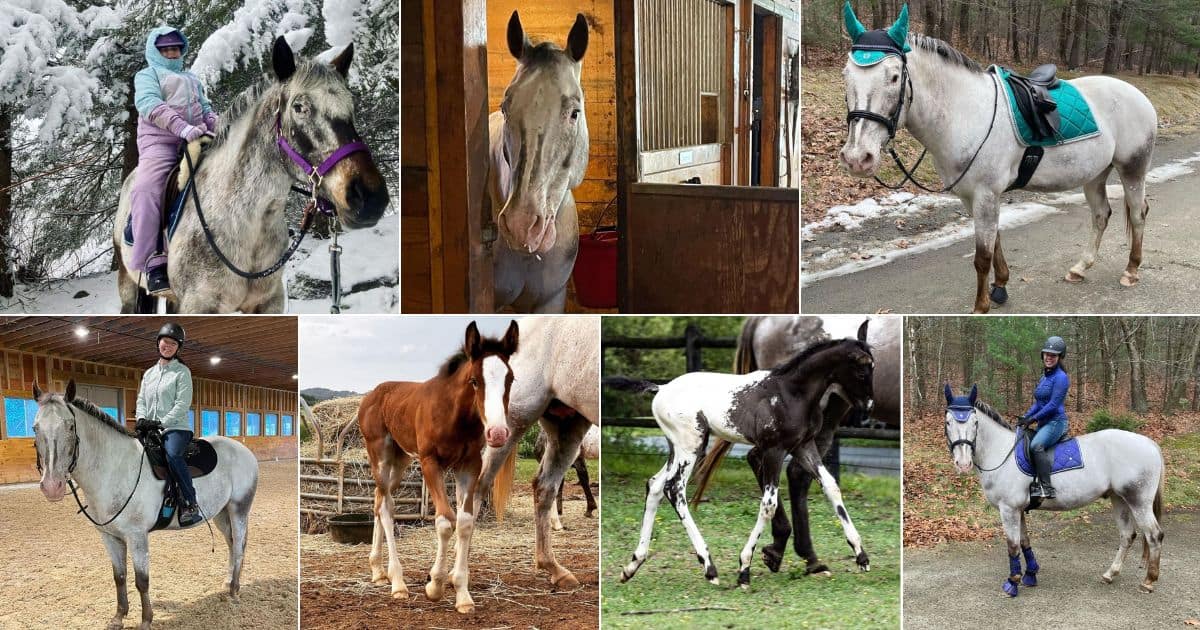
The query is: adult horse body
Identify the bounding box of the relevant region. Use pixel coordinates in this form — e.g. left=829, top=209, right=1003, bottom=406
left=32, top=380, right=258, bottom=629
left=608, top=324, right=876, bottom=588
left=944, top=386, right=1165, bottom=595
left=534, top=423, right=600, bottom=530
left=356, top=321, right=518, bottom=614
left=489, top=12, right=590, bottom=313
left=113, top=37, right=388, bottom=313
left=840, top=4, right=1158, bottom=313
left=475, top=316, right=599, bottom=588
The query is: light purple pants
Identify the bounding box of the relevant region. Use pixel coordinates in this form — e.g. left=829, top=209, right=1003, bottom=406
left=129, top=134, right=181, bottom=272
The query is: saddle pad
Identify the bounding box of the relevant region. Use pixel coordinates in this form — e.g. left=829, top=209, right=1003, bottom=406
left=1015, top=433, right=1084, bottom=477
left=148, top=438, right=218, bottom=481
left=122, top=171, right=190, bottom=247
left=994, top=66, right=1100, bottom=147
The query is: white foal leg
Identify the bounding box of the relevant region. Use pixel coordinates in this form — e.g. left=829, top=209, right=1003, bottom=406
left=450, top=470, right=476, bottom=613
left=999, top=505, right=1024, bottom=597
left=661, top=452, right=721, bottom=585
left=621, top=461, right=669, bottom=582
left=737, top=484, right=779, bottom=589
left=377, top=490, right=409, bottom=598
left=800, top=446, right=868, bottom=571
left=1067, top=166, right=1114, bottom=282
left=100, top=532, right=128, bottom=630
left=369, top=489, right=388, bottom=584
left=129, top=534, right=153, bottom=630
left=1102, top=497, right=1136, bottom=584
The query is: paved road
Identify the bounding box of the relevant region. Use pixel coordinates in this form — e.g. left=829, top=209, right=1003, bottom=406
left=903, top=510, right=1200, bottom=629
left=632, top=437, right=900, bottom=477
left=803, top=133, right=1200, bottom=313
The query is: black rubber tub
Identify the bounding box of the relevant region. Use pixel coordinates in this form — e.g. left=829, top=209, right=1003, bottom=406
left=328, top=512, right=373, bottom=544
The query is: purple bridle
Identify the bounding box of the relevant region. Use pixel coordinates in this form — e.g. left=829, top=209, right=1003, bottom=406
left=274, top=111, right=370, bottom=215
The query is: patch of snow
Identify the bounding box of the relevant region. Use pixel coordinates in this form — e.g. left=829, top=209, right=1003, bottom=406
left=1145, top=150, right=1200, bottom=184
left=802, top=192, right=958, bottom=238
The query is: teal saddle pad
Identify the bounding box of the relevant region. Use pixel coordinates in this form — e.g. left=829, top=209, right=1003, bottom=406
left=994, top=66, right=1100, bottom=147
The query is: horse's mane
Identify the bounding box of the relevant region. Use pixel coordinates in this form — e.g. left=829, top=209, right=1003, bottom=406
left=437, top=338, right=512, bottom=378
left=973, top=400, right=1012, bottom=429
left=771, top=338, right=871, bottom=376
left=39, top=393, right=135, bottom=438
left=208, top=59, right=348, bottom=152
left=910, top=33, right=984, bottom=73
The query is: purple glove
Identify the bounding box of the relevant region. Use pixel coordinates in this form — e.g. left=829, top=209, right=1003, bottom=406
left=179, top=125, right=205, bottom=142
left=203, top=112, right=219, bottom=133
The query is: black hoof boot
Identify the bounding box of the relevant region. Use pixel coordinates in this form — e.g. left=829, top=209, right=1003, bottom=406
left=990, top=283, right=1008, bottom=305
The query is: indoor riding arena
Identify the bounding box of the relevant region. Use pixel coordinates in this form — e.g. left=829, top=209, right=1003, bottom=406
left=299, top=396, right=600, bottom=629
left=0, top=316, right=299, bottom=629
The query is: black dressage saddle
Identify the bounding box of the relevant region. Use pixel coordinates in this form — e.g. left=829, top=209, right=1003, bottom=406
left=135, top=420, right=218, bottom=481
left=1004, top=64, right=1062, bottom=142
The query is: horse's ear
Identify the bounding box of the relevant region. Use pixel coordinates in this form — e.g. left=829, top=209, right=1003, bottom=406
left=857, top=319, right=869, bottom=342
left=567, top=13, right=589, bottom=62
left=465, top=321, right=483, bottom=359
left=331, top=43, right=353, bottom=79
left=503, top=320, right=520, bottom=355
left=507, top=11, right=530, bottom=61
left=969, top=384, right=978, bottom=405
left=943, top=383, right=953, bottom=404
left=65, top=379, right=76, bottom=403
left=887, top=3, right=910, bottom=49
left=843, top=0, right=867, bottom=41
left=272, top=36, right=296, bottom=82
left=32, top=381, right=42, bottom=400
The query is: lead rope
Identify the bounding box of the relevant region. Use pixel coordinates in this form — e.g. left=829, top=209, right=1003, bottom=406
left=329, top=223, right=343, bottom=314
left=69, top=453, right=146, bottom=528
left=975, top=432, right=1021, bottom=472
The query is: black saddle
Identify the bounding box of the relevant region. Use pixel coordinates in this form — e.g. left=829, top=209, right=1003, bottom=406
left=1003, top=64, right=1062, bottom=142
left=135, top=420, right=217, bottom=530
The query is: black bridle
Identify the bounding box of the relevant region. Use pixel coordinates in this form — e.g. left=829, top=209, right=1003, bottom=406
left=846, top=38, right=1000, bottom=194
left=944, top=404, right=1018, bottom=473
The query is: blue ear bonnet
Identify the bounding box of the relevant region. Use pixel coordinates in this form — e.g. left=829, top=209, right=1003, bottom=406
left=851, top=29, right=908, bottom=67
left=947, top=396, right=975, bottom=422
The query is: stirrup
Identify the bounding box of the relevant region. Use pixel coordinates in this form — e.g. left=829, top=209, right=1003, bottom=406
left=1041, top=484, right=1056, bottom=500
left=1029, top=481, right=1044, bottom=498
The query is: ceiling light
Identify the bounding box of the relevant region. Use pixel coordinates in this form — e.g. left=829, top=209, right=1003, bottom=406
left=292, top=374, right=298, bottom=380
left=74, top=326, right=88, bottom=338
left=210, top=356, right=221, bottom=365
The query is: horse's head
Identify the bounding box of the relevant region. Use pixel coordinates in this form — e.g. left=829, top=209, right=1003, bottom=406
left=462, top=320, right=520, bottom=448
left=271, top=37, right=389, bottom=229
left=31, top=379, right=79, bottom=502
left=943, top=383, right=980, bottom=474
left=826, top=320, right=876, bottom=415
left=840, top=2, right=912, bottom=176
left=496, top=11, right=590, bottom=255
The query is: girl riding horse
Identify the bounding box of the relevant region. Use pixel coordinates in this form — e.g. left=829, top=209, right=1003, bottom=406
left=1020, top=336, right=1070, bottom=500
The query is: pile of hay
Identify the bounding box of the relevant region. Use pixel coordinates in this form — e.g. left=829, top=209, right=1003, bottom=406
left=301, top=395, right=364, bottom=460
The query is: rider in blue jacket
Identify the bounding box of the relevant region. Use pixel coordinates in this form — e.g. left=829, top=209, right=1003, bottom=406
left=1020, top=336, right=1070, bottom=500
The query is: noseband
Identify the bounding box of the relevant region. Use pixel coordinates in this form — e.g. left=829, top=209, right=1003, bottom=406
left=944, top=403, right=1019, bottom=472
left=274, top=110, right=371, bottom=216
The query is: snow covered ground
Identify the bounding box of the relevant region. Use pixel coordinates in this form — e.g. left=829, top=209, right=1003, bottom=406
left=0, top=216, right=398, bottom=314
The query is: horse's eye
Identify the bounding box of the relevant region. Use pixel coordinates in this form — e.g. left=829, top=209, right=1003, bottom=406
left=292, top=102, right=305, bottom=114
left=890, top=74, right=900, bottom=84
left=570, top=109, right=580, bottom=121
left=469, top=377, right=478, bottom=388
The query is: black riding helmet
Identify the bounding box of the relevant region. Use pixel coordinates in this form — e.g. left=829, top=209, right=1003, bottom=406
left=1041, top=335, right=1066, bottom=359
left=157, top=322, right=186, bottom=349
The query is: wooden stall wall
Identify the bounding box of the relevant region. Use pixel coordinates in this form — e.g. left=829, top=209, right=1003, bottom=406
left=0, top=349, right=297, bottom=483
left=487, top=1, right=617, bottom=231
left=623, top=183, right=797, bottom=312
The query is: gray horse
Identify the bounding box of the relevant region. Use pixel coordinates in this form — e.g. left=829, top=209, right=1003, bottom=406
left=113, top=37, right=388, bottom=313
left=489, top=12, right=590, bottom=313
left=840, top=4, right=1158, bottom=312
left=32, top=380, right=258, bottom=629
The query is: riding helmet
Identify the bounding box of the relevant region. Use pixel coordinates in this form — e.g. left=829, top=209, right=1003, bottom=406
left=157, top=322, right=186, bottom=348
left=1041, top=335, right=1066, bottom=358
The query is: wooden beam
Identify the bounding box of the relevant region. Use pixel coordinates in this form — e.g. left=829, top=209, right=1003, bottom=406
left=615, top=0, right=638, bottom=313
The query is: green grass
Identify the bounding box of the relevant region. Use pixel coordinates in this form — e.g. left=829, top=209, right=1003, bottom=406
left=601, top=450, right=900, bottom=629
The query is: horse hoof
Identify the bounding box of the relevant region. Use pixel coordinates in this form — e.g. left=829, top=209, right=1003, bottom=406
left=552, top=524, right=564, bottom=532
left=139, top=622, right=152, bottom=630
left=1065, top=270, right=1086, bottom=283
left=455, top=601, right=475, bottom=614
left=425, top=582, right=443, bottom=601
left=989, top=284, right=1008, bottom=305
left=1100, top=574, right=1112, bottom=584
left=1139, top=583, right=1154, bottom=593
left=372, top=577, right=389, bottom=585
left=708, top=577, right=720, bottom=586
left=804, top=562, right=830, bottom=576
left=107, top=618, right=124, bottom=630
left=553, top=572, right=580, bottom=589
left=761, top=548, right=783, bottom=573
left=1120, top=272, right=1139, bottom=287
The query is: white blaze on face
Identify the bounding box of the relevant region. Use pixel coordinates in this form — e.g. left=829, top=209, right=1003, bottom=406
left=481, top=356, right=511, bottom=447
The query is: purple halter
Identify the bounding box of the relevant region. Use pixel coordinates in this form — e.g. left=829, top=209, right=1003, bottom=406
left=274, top=111, right=370, bottom=215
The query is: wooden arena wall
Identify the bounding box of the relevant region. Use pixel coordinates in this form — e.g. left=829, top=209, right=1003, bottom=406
left=0, top=349, right=297, bottom=484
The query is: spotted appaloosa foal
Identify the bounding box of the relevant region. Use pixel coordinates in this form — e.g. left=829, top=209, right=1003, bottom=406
left=356, top=321, right=518, bottom=614
left=605, top=322, right=876, bottom=588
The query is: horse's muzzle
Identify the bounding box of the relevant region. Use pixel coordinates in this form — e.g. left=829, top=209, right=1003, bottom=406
left=501, top=209, right=557, bottom=255
left=840, top=145, right=880, bottom=177
left=486, top=425, right=510, bottom=449
left=340, top=176, right=389, bottom=229
left=40, top=478, right=66, bottom=502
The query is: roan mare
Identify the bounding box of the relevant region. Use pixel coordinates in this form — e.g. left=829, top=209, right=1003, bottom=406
left=355, top=321, right=518, bottom=614
left=113, top=37, right=389, bottom=313
left=488, top=12, right=590, bottom=313
left=691, top=316, right=900, bottom=576
left=944, top=385, right=1164, bottom=596
left=840, top=3, right=1158, bottom=313
left=606, top=323, right=876, bottom=588
left=32, top=380, right=258, bottom=630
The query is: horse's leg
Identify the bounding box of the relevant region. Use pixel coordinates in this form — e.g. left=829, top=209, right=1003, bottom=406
left=374, top=451, right=411, bottom=598
left=968, top=191, right=999, bottom=313
left=117, top=265, right=139, bottom=314
left=576, top=457, right=597, bottom=518
left=220, top=487, right=254, bottom=599
left=419, top=456, right=455, bottom=602
left=552, top=467, right=565, bottom=531
left=622, top=459, right=670, bottom=583
left=748, top=446, right=792, bottom=574
left=474, top=418, right=533, bottom=515
left=796, top=443, right=869, bottom=570
left=1019, top=511, right=1040, bottom=586
left=449, top=462, right=481, bottom=614
left=737, top=448, right=784, bottom=588
left=1067, top=166, right=1115, bottom=283
left=787, top=429, right=840, bottom=576
left=531, top=286, right=567, bottom=314
left=1102, top=496, right=1136, bottom=584
left=100, top=532, right=128, bottom=630
left=998, top=504, right=1024, bottom=597
left=989, top=232, right=1010, bottom=305
left=1128, top=500, right=1163, bottom=592
left=533, top=415, right=590, bottom=588
left=129, top=534, right=153, bottom=629
left=1118, top=166, right=1150, bottom=287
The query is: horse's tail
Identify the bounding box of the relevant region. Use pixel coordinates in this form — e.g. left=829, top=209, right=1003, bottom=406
left=689, top=321, right=760, bottom=510
left=491, top=447, right=518, bottom=523
left=1144, top=455, right=1165, bottom=561
left=602, top=376, right=659, bottom=394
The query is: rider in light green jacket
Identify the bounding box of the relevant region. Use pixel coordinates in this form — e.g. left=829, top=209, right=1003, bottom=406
left=136, top=322, right=201, bottom=525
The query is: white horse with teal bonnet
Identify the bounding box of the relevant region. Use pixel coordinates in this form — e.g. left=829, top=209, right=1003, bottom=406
left=839, top=2, right=1158, bottom=313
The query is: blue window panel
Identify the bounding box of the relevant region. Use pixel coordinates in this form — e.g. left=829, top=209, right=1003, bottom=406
left=187, top=409, right=196, bottom=433
left=101, top=406, right=120, bottom=422
left=4, top=398, right=38, bottom=438
left=282, top=414, right=294, bottom=436
left=224, top=411, right=242, bottom=437
left=246, top=412, right=261, bottom=437
left=201, top=410, right=220, bottom=436
left=265, top=413, right=278, bottom=436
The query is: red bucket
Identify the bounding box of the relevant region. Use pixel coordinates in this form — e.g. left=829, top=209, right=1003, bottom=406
left=573, top=228, right=618, bottom=308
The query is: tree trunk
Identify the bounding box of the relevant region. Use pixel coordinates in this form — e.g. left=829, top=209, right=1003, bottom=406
left=0, top=105, right=13, bottom=298
left=958, top=0, right=970, bottom=46
left=1010, top=0, right=1021, bottom=63
left=1032, top=1, right=1042, bottom=61
left=1102, top=0, right=1126, bottom=74
left=1098, top=318, right=1115, bottom=402
left=1059, top=1, right=1073, bottom=61
left=1167, top=321, right=1200, bottom=414
left=115, top=75, right=140, bottom=271
left=1068, top=0, right=1087, bottom=69
left=1119, top=318, right=1149, bottom=413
